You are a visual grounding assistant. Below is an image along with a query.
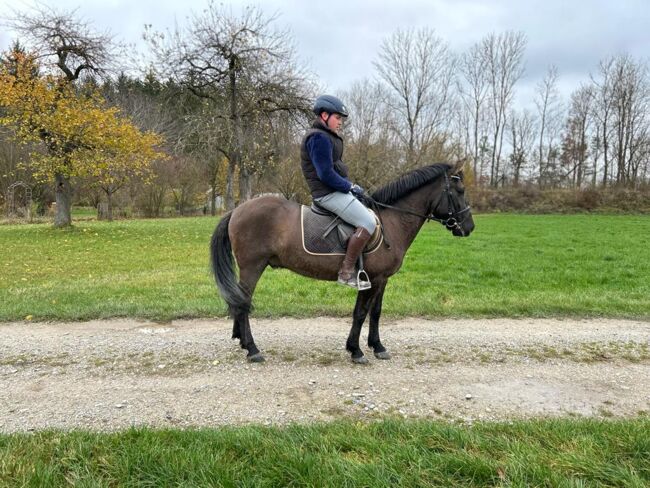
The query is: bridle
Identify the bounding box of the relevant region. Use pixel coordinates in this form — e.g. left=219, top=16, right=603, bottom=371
left=363, top=172, right=472, bottom=240
left=427, top=173, right=472, bottom=233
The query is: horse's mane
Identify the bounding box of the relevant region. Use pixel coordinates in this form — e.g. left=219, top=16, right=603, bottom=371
left=370, top=163, right=451, bottom=205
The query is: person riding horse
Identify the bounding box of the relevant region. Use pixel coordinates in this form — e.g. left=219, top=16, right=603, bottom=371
left=301, top=95, right=376, bottom=290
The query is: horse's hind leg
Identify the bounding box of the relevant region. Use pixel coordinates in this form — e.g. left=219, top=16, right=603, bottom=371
left=234, top=313, right=263, bottom=362
left=233, top=262, right=266, bottom=362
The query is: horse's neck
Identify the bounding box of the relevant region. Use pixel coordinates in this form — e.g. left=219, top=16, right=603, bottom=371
left=382, top=180, right=438, bottom=252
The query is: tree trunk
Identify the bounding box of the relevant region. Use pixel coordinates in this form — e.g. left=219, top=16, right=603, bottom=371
left=106, top=190, right=114, bottom=221
left=490, top=130, right=499, bottom=186
left=472, top=103, right=479, bottom=181
left=602, top=120, right=609, bottom=187
left=239, top=165, right=252, bottom=202
left=54, top=172, right=72, bottom=227
left=225, top=160, right=235, bottom=211
left=210, top=184, right=217, bottom=216
left=228, top=55, right=245, bottom=206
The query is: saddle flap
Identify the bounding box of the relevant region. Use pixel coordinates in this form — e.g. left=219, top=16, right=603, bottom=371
left=301, top=206, right=383, bottom=256
left=337, top=225, right=352, bottom=244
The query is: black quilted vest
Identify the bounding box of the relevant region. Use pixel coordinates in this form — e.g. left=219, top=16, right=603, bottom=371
left=300, top=119, right=349, bottom=199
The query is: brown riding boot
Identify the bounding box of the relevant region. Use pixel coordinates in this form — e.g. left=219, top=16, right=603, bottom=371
left=337, top=227, right=372, bottom=289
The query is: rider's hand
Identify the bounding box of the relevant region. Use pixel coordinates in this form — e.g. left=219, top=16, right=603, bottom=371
left=350, top=184, right=365, bottom=197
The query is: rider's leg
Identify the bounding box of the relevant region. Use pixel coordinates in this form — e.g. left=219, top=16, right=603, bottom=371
left=337, top=226, right=372, bottom=287
left=314, top=192, right=377, bottom=288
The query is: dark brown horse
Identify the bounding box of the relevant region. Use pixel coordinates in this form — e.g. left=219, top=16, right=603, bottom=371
left=210, top=161, right=474, bottom=363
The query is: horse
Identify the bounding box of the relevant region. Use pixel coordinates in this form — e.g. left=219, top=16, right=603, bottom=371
left=210, top=161, right=474, bottom=363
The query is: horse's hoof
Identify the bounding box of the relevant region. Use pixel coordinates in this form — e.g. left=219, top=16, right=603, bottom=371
left=247, top=352, right=265, bottom=363
left=352, top=355, right=369, bottom=365
left=374, top=351, right=392, bottom=360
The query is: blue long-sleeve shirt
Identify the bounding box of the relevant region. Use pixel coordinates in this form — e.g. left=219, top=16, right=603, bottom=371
left=306, top=133, right=352, bottom=193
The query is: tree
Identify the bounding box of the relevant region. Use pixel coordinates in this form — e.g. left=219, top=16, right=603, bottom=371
left=341, top=79, right=400, bottom=189
left=560, top=85, right=593, bottom=187
left=374, top=28, right=456, bottom=170
left=507, top=109, right=536, bottom=185
left=609, top=55, right=649, bottom=185
left=591, top=58, right=617, bottom=187
left=5, top=4, right=115, bottom=82
left=4, top=4, right=117, bottom=225
left=534, top=65, right=563, bottom=187
left=481, top=31, right=527, bottom=186
left=146, top=2, right=310, bottom=210
left=457, top=42, right=489, bottom=181
left=0, top=53, right=165, bottom=224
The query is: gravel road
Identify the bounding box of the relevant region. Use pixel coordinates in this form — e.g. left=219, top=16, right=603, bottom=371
left=1, top=317, right=649, bottom=432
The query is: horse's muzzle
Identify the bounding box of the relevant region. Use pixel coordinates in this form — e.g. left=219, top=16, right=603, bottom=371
left=451, top=218, right=474, bottom=237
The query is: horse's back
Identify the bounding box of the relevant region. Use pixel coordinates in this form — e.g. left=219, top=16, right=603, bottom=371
left=232, top=195, right=298, bottom=222
left=229, top=195, right=300, bottom=262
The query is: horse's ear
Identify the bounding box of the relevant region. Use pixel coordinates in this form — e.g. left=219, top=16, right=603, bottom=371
left=451, top=158, right=467, bottom=175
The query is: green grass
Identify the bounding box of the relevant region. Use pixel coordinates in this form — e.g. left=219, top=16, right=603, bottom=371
left=1, top=418, right=649, bottom=486
left=0, top=214, right=649, bottom=321
left=70, top=206, right=97, bottom=219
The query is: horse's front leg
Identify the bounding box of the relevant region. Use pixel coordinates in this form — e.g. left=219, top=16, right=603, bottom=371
left=346, top=286, right=381, bottom=364
left=367, top=280, right=391, bottom=359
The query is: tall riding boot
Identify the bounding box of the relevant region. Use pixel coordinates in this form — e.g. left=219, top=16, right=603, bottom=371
left=338, top=227, right=372, bottom=289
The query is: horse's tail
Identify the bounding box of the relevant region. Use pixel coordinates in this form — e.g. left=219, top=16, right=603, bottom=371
left=210, top=211, right=250, bottom=315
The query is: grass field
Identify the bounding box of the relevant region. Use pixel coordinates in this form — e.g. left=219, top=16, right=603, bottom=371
left=1, top=418, right=649, bottom=486
left=1, top=215, right=649, bottom=485
left=1, top=214, right=649, bottom=321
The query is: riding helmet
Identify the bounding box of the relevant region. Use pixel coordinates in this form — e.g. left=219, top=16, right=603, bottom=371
left=313, top=95, right=349, bottom=117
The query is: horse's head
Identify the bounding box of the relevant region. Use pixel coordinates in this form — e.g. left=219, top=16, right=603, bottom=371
left=429, top=161, right=475, bottom=237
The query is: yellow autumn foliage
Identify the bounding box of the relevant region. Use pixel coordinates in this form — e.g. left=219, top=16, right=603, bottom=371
left=0, top=52, right=165, bottom=185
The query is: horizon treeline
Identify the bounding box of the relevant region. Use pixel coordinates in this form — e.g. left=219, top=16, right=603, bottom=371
left=1, top=3, right=649, bottom=220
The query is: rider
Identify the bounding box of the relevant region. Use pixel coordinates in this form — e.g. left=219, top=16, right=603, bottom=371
left=300, top=94, right=377, bottom=289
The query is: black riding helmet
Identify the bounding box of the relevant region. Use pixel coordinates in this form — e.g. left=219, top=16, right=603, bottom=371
left=313, top=95, right=349, bottom=117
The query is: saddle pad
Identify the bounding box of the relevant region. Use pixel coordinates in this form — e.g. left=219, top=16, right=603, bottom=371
left=301, top=205, right=382, bottom=256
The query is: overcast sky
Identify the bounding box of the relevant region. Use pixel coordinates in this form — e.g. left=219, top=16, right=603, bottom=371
left=1, top=0, right=648, bottom=110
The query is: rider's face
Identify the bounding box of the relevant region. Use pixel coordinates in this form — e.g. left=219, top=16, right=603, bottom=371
left=321, top=112, right=344, bottom=133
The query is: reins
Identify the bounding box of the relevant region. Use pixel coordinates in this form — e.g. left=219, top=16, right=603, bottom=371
left=362, top=173, right=472, bottom=247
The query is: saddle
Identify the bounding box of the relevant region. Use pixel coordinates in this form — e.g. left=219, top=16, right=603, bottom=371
left=301, top=203, right=383, bottom=256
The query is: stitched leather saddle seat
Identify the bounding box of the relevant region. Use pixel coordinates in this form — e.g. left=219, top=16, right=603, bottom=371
left=310, top=201, right=337, bottom=216
left=301, top=204, right=383, bottom=256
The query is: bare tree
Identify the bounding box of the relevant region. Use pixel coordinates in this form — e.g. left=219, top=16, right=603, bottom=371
left=506, top=109, right=536, bottom=185
left=146, top=2, right=310, bottom=210
left=339, top=79, right=401, bottom=189
left=457, top=42, right=489, bottom=181
left=374, top=28, right=456, bottom=170
left=591, top=58, right=616, bottom=186
left=610, top=55, right=649, bottom=185
left=256, top=111, right=309, bottom=202
left=534, top=65, right=564, bottom=186
left=481, top=31, right=527, bottom=186
left=5, top=4, right=115, bottom=82
left=560, top=85, right=593, bottom=187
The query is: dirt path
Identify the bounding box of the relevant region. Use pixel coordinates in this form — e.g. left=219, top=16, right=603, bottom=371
left=1, top=318, right=649, bottom=432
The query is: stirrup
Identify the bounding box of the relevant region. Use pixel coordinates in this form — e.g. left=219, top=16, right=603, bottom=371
left=356, top=270, right=371, bottom=290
